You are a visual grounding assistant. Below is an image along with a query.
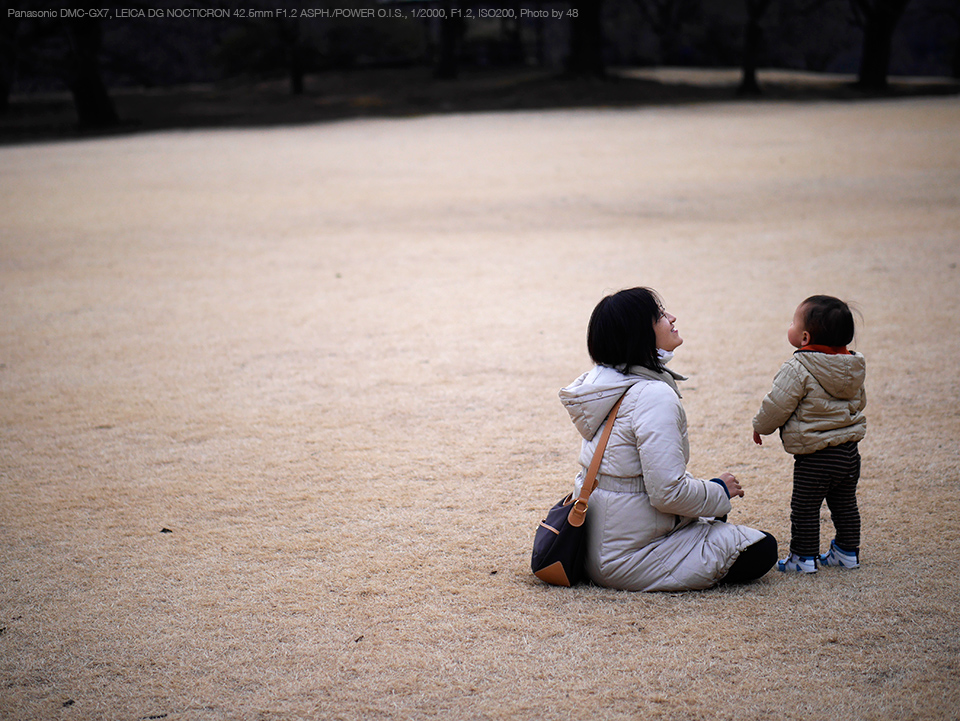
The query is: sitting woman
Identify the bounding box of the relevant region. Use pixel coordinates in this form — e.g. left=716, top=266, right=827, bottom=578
left=559, top=287, right=777, bottom=591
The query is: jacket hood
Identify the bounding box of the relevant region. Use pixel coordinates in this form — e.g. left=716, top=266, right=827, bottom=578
left=794, top=350, right=866, bottom=400
left=559, top=364, right=685, bottom=440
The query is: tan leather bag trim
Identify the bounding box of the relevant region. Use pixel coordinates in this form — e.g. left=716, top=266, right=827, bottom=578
left=534, top=561, right=571, bottom=587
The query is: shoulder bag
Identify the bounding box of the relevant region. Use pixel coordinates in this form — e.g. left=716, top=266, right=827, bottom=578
left=531, top=394, right=625, bottom=587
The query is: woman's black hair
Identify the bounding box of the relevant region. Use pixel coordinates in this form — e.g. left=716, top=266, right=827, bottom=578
left=587, top=287, right=665, bottom=372
left=801, top=295, right=856, bottom=346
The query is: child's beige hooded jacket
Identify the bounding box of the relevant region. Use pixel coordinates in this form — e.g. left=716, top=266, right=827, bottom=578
left=753, top=350, right=867, bottom=455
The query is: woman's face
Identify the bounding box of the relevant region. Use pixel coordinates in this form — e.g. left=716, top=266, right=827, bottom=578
left=654, top=310, right=683, bottom=352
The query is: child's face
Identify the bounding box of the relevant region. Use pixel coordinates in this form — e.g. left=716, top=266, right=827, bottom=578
left=787, top=304, right=810, bottom=349
left=654, top=310, right=683, bottom=352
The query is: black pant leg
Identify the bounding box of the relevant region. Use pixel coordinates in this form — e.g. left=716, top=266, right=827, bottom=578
left=718, top=532, right=778, bottom=585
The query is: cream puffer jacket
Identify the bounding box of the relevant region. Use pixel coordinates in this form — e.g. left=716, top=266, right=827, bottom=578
left=753, top=351, right=866, bottom=455
left=559, top=364, right=766, bottom=592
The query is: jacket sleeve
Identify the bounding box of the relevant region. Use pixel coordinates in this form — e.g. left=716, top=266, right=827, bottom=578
left=753, top=361, right=805, bottom=436
left=633, top=384, right=732, bottom=519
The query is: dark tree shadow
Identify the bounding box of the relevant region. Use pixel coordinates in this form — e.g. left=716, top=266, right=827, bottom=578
left=1, top=65, right=957, bottom=146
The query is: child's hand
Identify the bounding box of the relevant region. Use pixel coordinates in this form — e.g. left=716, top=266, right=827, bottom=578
left=753, top=431, right=762, bottom=446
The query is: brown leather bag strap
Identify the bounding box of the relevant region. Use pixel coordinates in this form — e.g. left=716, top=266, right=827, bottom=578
left=568, top=393, right=625, bottom=528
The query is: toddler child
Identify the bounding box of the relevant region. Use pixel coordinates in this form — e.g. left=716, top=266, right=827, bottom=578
left=753, top=295, right=866, bottom=573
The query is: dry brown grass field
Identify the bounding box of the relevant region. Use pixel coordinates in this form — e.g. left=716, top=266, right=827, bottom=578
left=2, top=94, right=959, bottom=720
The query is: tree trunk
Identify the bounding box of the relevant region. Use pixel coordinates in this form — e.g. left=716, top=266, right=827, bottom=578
left=534, top=1, right=545, bottom=66
left=857, top=12, right=895, bottom=88
left=855, top=0, right=910, bottom=91
left=738, top=18, right=762, bottom=95
left=435, top=1, right=460, bottom=79
left=658, top=27, right=679, bottom=65
left=738, top=0, right=771, bottom=96
left=279, top=18, right=304, bottom=95
left=633, top=0, right=696, bottom=66
left=567, top=0, right=605, bottom=76
left=0, top=14, right=17, bottom=114
left=953, top=28, right=960, bottom=79
left=503, top=2, right=524, bottom=64
left=289, top=51, right=304, bottom=95
left=0, top=68, right=10, bottom=114
left=64, top=18, right=119, bottom=128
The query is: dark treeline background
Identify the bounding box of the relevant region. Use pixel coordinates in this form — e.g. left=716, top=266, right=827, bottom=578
left=1, top=0, right=958, bottom=129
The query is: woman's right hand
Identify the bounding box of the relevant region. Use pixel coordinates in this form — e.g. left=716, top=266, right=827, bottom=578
left=718, top=472, right=744, bottom=498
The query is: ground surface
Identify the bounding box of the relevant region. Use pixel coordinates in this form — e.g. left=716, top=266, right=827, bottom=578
left=2, top=85, right=959, bottom=720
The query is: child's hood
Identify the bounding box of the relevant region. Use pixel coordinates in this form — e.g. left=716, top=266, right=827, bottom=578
left=794, top=350, right=866, bottom=400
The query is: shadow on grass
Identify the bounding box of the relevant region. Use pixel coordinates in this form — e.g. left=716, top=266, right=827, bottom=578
left=3, top=66, right=958, bottom=145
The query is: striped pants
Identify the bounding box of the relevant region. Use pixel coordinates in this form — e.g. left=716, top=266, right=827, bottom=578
left=790, top=441, right=861, bottom=557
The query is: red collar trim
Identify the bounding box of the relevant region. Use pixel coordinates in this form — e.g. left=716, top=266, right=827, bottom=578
left=799, top=344, right=851, bottom=355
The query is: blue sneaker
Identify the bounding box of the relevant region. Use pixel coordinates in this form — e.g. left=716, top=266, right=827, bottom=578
left=820, top=540, right=860, bottom=569
left=777, top=553, right=818, bottom=573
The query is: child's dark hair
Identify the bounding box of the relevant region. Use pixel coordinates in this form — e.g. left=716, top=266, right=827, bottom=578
left=587, top=287, right=664, bottom=372
left=801, top=295, right=856, bottom=346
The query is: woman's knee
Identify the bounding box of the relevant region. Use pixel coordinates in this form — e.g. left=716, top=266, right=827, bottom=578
left=720, top=532, right=778, bottom=585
